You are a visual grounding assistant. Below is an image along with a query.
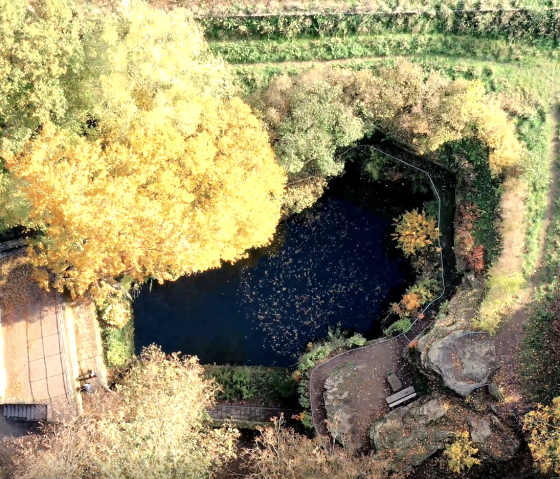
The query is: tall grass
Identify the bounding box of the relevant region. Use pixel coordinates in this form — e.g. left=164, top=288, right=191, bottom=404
left=210, top=33, right=558, bottom=64
left=520, top=113, right=553, bottom=274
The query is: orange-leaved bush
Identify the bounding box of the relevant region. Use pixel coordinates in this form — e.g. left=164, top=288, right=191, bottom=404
left=1, top=98, right=286, bottom=304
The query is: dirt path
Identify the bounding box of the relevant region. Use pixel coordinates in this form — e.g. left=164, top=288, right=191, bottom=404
left=233, top=54, right=415, bottom=68
left=493, top=106, right=559, bottom=413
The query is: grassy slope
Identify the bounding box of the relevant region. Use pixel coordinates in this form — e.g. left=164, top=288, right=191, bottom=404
left=520, top=119, right=560, bottom=403
left=210, top=33, right=558, bottom=64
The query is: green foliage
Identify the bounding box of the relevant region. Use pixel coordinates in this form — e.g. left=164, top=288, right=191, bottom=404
left=363, top=150, right=389, bottom=181
left=298, top=412, right=314, bottom=430
left=408, top=278, right=440, bottom=303
left=297, top=329, right=366, bottom=376
left=269, top=372, right=298, bottom=399
left=436, top=299, right=450, bottom=321
left=439, top=138, right=502, bottom=265
left=212, top=366, right=258, bottom=401
left=296, top=328, right=366, bottom=408
left=250, top=68, right=365, bottom=214
left=383, top=318, right=412, bottom=336
left=205, top=366, right=297, bottom=402
left=202, top=10, right=560, bottom=43
left=101, top=319, right=135, bottom=368
left=210, top=34, right=557, bottom=66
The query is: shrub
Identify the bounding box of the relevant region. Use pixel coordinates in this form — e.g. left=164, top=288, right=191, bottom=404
left=444, top=432, right=481, bottom=474
left=385, top=278, right=440, bottom=336
left=523, top=397, right=560, bottom=476
left=101, top=320, right=134, bottom=368
left=208, top=366, right=256, bottom=401
left=205, top=366, right=297, bottom=402
left=269, top=372, right=297, bottom=399
left=384, top=318, right=412, bottom=336
left=3, top=345, right=239, bottom=479
left=392, top=209, right=439, bottom=257
left=282, top=176, right=328, bottom=216
left=244, top=416, right=395, bottom=479
left=99, top=294, right=131, bottom=329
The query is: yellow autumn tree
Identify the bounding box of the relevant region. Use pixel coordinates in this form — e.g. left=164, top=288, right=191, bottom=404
left=392, top=209, right=439, bottom=257
left=1, top=98, right=286, bottom=304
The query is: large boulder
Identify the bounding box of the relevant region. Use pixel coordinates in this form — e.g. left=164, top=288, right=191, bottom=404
left=468, top=415, right=520, bottom=461
left=323, top=363, right=365, bottom=444
left=422, top=330, right=499, bottom=396
left=369, top=395, right=520, bottom=471
left=369, top=396, right=455, bottom=469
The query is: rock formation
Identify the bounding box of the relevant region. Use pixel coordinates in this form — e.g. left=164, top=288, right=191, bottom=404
left=323, top=363, right=365, bottom=444
left=369, top=395, right=519, bottom=471
left=419, top=330, right=500, bottom=396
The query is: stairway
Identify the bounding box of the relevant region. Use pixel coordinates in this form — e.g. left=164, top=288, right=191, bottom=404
left=2, top=404, right=48, bottom=421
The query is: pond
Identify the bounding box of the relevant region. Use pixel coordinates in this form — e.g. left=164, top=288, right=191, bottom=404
left=133, top=169, right=432, bottom=367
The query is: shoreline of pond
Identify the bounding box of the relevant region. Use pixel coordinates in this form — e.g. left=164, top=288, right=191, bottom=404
left=131, top=144, right=458, bottom=369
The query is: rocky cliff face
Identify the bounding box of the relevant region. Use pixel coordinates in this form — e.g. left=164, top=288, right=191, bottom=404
left=369, top=395, right=520, bottom=472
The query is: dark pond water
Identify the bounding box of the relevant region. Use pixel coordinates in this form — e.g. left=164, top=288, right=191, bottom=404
left=133, top=181, right=417, bottom=367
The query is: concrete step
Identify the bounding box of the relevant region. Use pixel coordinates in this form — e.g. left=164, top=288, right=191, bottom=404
left=2, top=404, right=47, bottom=421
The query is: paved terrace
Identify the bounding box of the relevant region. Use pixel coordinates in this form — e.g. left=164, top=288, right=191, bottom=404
left=0, top=248, right=106, bottom=422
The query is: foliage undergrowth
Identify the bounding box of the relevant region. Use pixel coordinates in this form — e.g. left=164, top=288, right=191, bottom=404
left=204, top=365, right=297, bottom=403
left=210, top=33, right=557, bottom=65
left=101, top=319, right=135, bottom=368
left=201, top=8, right=560, bottom=43
left=296, top=328, right=366, bottom=409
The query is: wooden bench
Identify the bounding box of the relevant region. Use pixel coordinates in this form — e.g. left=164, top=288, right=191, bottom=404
left=386, top=386, right=416, bottom=408
left=386, top=372, right=402, bottom=392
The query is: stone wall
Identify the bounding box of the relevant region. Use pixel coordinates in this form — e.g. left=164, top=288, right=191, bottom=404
left=209, top=404, right=301, bottom=423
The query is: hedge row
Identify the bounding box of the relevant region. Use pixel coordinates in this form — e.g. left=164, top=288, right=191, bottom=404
left=201, top=9, right=560, bottom=43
